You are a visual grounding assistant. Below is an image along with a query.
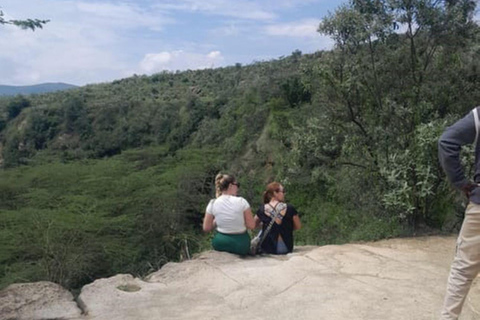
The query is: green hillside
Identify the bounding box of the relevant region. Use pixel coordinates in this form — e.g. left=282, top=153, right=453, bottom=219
left=0, top=83, right=77, bottom=96
left=0, top=0, right=479, bottom=292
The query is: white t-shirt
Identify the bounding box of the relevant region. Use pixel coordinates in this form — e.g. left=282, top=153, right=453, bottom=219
left=206, top=195, right=250, bottom=234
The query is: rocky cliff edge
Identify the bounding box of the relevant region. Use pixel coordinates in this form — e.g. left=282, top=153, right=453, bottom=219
left=1, top=236, right=479, bottom=320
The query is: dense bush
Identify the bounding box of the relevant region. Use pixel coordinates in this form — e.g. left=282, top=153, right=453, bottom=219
left=0, top=147, right=223, bottom=290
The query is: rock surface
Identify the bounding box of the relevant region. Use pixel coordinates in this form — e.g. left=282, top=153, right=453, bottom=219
left=0, top=281, right=82, bottom=320
left=1, top=236, right=480, bottom=320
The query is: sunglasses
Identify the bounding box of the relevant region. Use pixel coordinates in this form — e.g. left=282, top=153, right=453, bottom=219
left=277, top=189, right=286, bottom=193
left=231, top=182, right=241, bottom=188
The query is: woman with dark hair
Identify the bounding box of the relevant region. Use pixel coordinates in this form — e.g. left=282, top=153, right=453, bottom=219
left=254, top=182, right=301, bottom=254
left=203, top=173, right=256, bottom=255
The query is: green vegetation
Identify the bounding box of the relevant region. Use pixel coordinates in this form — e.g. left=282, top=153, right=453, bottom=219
left=0, top=146, right=221, bottom=290
left=0, top=0, right=479, bottom=291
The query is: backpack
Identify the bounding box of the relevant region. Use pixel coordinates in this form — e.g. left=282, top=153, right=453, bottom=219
left=250, top=202, right=287, bottom=255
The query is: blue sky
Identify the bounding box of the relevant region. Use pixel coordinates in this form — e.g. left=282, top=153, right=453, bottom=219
left=0, top=0, right=347, bottom=86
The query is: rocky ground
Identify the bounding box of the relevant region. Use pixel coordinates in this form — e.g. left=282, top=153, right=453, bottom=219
left=1, top=236, right=479, bottom=320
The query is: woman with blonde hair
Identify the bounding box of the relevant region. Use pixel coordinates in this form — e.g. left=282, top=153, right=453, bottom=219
left=203, top=173, right=256, bottom=255
left=254, top=182, right=301, bottom=254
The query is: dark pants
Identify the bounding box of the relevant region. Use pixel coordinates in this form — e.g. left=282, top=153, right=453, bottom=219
left=212, top=232, right=250, bottom=256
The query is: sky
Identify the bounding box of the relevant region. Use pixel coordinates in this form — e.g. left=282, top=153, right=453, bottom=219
left=0, top=0, right=347, bottom=86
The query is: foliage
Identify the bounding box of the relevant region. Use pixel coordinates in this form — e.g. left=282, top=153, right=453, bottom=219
left=7, top=95, right=30, bottom=120
left=380, top=118, right=455, bottom=227
left=0, top=0, right=478, bottom=292
left=0, top=146, right=224, bottom=290
left=307, top=0, right=480, bottom=228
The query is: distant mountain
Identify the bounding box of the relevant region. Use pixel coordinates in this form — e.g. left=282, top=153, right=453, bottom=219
left=0, top=82, right=78, bottom=96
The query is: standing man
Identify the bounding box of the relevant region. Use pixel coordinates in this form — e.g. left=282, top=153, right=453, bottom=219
left=438, top=106, right=480, bottom=320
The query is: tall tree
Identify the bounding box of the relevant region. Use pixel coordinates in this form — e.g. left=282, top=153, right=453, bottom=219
left=309, top=0, right=479, bottom=227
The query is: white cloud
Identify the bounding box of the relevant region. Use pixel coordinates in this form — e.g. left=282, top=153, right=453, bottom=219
left=0, top=0, right=173, bottom=85
left=262, top=0, right=323, bottom=10
left=154, top=0, right=276, bottom=21
left=264, top=19, right=320, bottom=38
left=76, top=1, right=173, bottom=31
left=210, top=21, right=253, bottom=37
left=0, top=26, right=126, bottom=85
left=140, top=52, right=173, bottom=72
left=139, top=50, right=225, bottom=73
left=0, top=0, right=345, bottom=86
left=207, top=51, right=222, bottom=59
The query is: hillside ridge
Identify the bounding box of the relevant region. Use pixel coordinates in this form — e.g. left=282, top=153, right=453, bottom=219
left=0, top=82, right=77, bottom=96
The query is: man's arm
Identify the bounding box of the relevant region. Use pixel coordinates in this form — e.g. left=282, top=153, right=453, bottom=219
left=438, top=109, right=477, bottom=193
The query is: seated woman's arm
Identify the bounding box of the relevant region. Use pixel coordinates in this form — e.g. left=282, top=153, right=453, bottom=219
left=203, top=213, right=215, bottom=232
left=293, top=215, right=302, bottom=230
left=243, top=208, right=256, bottom=230
left=253, top=215, right=262, bottom=229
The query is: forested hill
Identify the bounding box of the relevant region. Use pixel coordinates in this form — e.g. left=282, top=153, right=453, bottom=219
left=0, top=0, right=479, bottom=293
left=0, top=82, right=77, bottom=96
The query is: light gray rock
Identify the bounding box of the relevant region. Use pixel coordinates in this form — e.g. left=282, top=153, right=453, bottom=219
left=2, top=236, right=480, bottom=320
left=0, top=281, right=82, bottom=320
left=77, top=236, right=480, bottom=320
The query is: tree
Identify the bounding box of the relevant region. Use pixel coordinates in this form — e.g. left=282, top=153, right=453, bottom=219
left=310, top=0, right=479, bottom=228
left=0, top=9, right=48, bottom=30
left=7, top=95, right=31, bottom=120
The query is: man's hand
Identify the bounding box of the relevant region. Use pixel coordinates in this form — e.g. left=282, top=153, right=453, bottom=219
left=461, top=182, right=477, bottom=198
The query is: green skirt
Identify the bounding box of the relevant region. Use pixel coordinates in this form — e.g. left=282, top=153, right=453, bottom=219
left=212, top=231, right=250, bottom=256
